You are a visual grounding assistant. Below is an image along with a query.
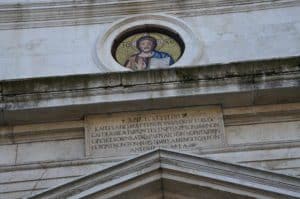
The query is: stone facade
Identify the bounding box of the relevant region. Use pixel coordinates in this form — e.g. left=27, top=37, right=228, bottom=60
left=0, top=0, right=300, bottom=198
left=28, top=149, right=300, bottom=199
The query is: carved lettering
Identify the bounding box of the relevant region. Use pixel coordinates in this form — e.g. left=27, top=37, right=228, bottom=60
left=85, top=106, right=225, bottom=157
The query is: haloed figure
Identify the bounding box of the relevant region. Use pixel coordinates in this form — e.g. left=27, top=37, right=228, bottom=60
left=125, top=36, right=174, bottom=70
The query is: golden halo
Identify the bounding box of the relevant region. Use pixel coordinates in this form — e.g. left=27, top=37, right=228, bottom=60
left=114, top=32, right=182, bottom=66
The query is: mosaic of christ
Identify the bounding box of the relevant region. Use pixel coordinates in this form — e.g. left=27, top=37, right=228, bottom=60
left=114, top=33, right=182, bottom=71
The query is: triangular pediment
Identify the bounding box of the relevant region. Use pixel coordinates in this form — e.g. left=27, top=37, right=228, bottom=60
left=29, top=149, right=300, bottom=199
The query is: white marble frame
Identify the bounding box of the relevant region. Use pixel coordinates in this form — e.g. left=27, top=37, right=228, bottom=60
left=95, top=14, right=202, bottom=72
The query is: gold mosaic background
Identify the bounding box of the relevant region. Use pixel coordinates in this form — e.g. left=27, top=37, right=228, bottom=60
left=114, top=33, right=182, bottom=66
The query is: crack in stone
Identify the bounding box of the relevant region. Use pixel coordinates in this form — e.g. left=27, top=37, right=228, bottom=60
left=30, top=168, right=47, bottom=197
left=14, top=144, right=18, bottom=165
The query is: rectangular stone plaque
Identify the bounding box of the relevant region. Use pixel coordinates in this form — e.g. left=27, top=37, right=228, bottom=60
left=85, top=106, right=226, bottom=157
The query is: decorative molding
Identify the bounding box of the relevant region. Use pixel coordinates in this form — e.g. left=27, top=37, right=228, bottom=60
left=0, top=120, right=84, bottom=145
left=28, top=149, right=300, bottom=199
left=96, top=14, right=202, bottom=72
left=1, top=56, right=300, bottom=125
left=0, top=0, right=299, bottom=30
left=224, top=103, right=300, bottom=126
left=0, top=139, right=299, bottom=173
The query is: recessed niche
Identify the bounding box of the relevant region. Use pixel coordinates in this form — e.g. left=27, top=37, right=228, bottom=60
left=95, top=14, right=202, bottom=72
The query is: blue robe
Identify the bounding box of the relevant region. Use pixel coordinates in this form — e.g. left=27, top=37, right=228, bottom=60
left=151, top=51, right=175, bottom=66
left=125, top=50, right=175, bottom=70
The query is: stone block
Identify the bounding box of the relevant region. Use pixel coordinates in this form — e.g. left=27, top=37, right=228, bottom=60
left=226, top=121, right=300, bottom=145
left=85, top=106, right=226, bottom=158
left=0, top=144, right=16, bottom=165
left=16, top=139, right=84, bottom=164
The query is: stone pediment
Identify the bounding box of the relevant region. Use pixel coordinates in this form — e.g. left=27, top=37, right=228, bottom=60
left=29, top=149, right=300, bottom=199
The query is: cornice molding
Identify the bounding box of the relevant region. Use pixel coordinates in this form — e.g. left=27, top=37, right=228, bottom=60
left=28, top=149, right=300, bottom=199
left=1, top=56, right=300, bottom=125
left=0, top=0, right=299, bottom=30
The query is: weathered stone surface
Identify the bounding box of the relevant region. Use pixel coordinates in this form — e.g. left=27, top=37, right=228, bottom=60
left=0, top=1, right=300, bottom=198
left=0, top=145, right=17, bottom=165
left=0, top=5, right=299, bottom=80
left=28, top=149, right=300, bottom=199
left=1, top=103, right=300, bottom=198
left=16, top=139, right=85, bottom=164
left=1, top=0, right=299, bottom=30
left=226, top=121, right=300, bottom=145
left=85, top=106, right=225, bottom=157
left=1, top=56, right=299, bottom=125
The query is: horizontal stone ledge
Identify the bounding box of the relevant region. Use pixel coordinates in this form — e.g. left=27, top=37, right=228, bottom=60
left=0, top=120, right=84, bottom=145
left=1, top=56, right=300, bottom=125
left=2, top=56, right=300, bottom=94
left=1, top=140, right=300, bottom=173
left=0, top=0, right=298, bottom=30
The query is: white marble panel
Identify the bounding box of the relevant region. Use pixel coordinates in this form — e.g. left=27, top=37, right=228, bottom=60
left=187, top=7, right=300, bottom=64
left=226, top=121, right=300, bottom=145
left=0, top=24, right=108, bottom=80
left=0, top=6, right=299, bottom=80
left=200, top=147, right=300, bottom=163
left=16, top=139, right=84, bottom=164
left=0, top=145, right=17, bottom=165
left=85, top=106, right=225, bottom=158
left=240, top=158, right=300, bottom=170
left=0, top=163, right=109, bottom=184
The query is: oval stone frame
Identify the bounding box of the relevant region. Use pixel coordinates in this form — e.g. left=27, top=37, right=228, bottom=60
left=95, top=14, right=202, bottom=71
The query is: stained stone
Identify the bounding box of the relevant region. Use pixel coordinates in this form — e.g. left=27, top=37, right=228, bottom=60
left=85, top=106, right=226, bottom=157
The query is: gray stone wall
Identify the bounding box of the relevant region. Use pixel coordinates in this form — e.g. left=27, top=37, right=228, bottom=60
left=0, top=1, right=299, bottom=80
left=0, top=1, right=300, bottom=198
left=1, top=104, right=300, bottom=198
left=0, top=57, right=300, bottom=198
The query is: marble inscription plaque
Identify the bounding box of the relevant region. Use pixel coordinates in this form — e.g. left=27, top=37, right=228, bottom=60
left=85, top=106, right=225, bottom=157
